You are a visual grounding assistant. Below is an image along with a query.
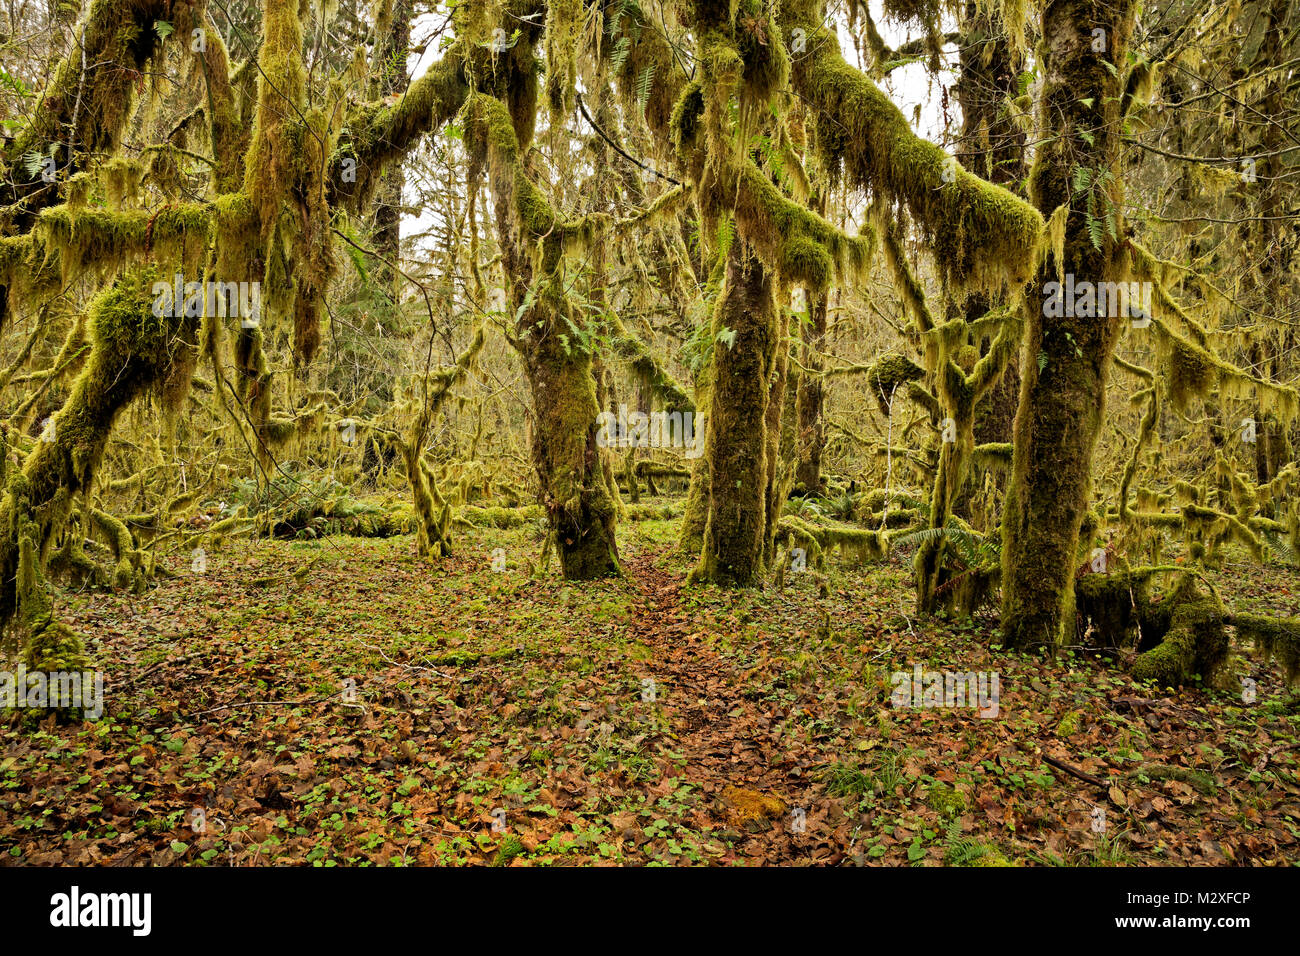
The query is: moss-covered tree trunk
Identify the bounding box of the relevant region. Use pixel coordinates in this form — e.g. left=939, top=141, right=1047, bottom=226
left=795, top=288, right=829, bottom=494
left=0, top=270, right=198, bottom=667
left=762, top=307, right=796, bottom=566
left=951, top=1, right=1026, bottom=527
left=523, top=327, right=621, bottom=578
left=1001, top=0, right=1136, bottom=648
left=464, top=77, right=621, bottom=580
left=369, top=0, right=412, bottom=308
left=691, top=241, right=778, bottom=586
left=678, top=363, right=712, bottom=554
left=1245, top=0, right=1295, bottom=489
left=0, top=0, right=172, bottom=331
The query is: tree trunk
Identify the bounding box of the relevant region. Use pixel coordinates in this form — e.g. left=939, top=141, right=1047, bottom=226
left=1001, top=0, right=1136, bottom=649
left=0, top=270, right=199, bottom=666
left=370, top=0, right=412, bottom=307
left=794, top=289, right=828, bottom=494
left=691, top=241, right=778, bottom=586
left=523, top=328, right=621, bottom=578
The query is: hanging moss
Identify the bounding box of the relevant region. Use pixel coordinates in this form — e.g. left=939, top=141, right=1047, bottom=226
left=673, top=102, right=873, bottom=291
left=243, top=0, right=308, bottom=235
left=774, top=514, right=824, bottom=564
left=608, top=315, right=695, bottom=414
left=542, top=0, right=582, bottom=117
left=0, top=0, right=173, bottom=225
left=780, top=2, right=1042, bottom=292
left=212, top=192, right=258, bottom=276
left=971, top=442, right=1013, bottom=471
left=34, top=203, right=212, bottom=281
left=1125, top=244, right=1300, bottom=419
left=99, top=158, right=146, bottom=208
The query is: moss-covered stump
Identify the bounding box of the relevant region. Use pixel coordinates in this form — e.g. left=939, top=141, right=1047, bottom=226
left=1233, top=614, right=1300, bottom=686
left=1074, top=568, right=1158, bottom=648
left=1129, top=576, right=1229, bottom=687
left=773, top=515, right=888, bottom=570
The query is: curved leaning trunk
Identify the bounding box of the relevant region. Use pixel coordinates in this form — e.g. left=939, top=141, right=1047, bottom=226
left=0, top=270, right=199, bottom=666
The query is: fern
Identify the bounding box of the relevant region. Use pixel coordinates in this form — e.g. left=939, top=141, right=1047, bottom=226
left=892, top=525, right=946, bottom=550
left=22, top=150, right=46, bottom=178
left=605, top=0, right=627, bottom=37
left=1071, top=164, right=1092, bottom=194
left=942, top=818, right=993, bottom=866
left=715, top=216, right=734, bottom=261
left=610, top=36, right=631, bottom=75
left=820, top=489, right=857, bottom=521
left=1264, top=529, right=1298, bottom=566
left=635, top=65, right=655, bottom=114
left=784, top=496, right=824, bottom=520
left=893, top=518, right=999, bottom=571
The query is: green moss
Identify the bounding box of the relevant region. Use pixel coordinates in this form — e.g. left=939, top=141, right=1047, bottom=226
left=971, top=442, right=1013, bottom=470
left=868, top=353, right=925, bottom=411
left=1075, top=568, right=1156, bottom=648
left=492, top=834, right=526, bottom=867
left=542, top=0, right=581, bottom=117
left=1055, top=710, right=1082, bottom=738
left=1, top=0, right=171, bottom=224
left=782, top=7, right=1042, bottom=291
left=462, top=76, right=621, bottom=579
left=0, top=266, right=199, bottom=648
left=690, top=244, right=779, bottom=586
left=91, top=508, right=137, bottom=590
left=1130, top=577, right=1228, bottom=687
left=1234, top=613, right=1300, bottom=685
left=457, top=504, right=543, bottom=529
left=926, top=781, right=968, bottom=818
left=1128, top=764, right=1217, bottom=796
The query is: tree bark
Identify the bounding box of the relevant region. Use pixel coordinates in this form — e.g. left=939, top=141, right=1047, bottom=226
left=1001, top=0, right=1137, bottom=649
left=691, top=242, right=779, bottom=586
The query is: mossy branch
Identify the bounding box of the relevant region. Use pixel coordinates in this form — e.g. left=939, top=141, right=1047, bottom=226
left=782, top=3, right=1043, bottom=291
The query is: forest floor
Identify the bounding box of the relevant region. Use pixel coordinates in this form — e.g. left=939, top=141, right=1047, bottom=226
left=2, top=497, right=1299, bottom=866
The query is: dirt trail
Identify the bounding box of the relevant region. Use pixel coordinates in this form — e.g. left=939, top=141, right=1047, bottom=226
left=621, top=551, right=827, bottom=856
